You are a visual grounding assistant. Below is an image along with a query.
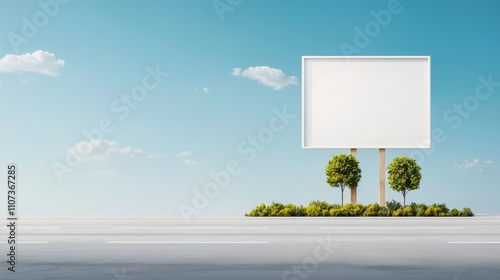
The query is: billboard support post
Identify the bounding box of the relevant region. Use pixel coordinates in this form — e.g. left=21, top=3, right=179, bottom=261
left=379, top=148, right=386, bottom=207
left=350, top=148, right=357, bottom=205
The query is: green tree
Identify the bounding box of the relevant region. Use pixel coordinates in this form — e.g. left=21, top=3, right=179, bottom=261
left=387, top=156, right=422, bottom=207
left=325, top=154, right=362, bottom=206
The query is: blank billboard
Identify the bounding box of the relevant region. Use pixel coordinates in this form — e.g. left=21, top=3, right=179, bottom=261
left=302, top=56, right=431, bottom=149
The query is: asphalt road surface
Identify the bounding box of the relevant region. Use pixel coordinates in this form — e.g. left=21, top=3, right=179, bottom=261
left=0, top=214, right=499, bottom=280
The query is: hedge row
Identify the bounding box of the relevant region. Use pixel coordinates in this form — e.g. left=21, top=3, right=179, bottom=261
left=245, top=200, right=474, bottom=217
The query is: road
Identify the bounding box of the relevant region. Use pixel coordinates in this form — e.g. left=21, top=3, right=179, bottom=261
left=0, top=214, right=499, bottom=279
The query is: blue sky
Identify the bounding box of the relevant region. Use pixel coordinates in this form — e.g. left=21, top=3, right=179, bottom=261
left=0, top=0, right=499, bottom=215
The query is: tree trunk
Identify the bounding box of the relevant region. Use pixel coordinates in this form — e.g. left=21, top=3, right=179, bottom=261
left=341, top=188, right=344, bottom=206
left=403, top=193, right=406, bottom=208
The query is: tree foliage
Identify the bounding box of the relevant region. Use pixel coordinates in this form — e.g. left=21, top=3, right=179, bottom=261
left=387, top=156, right=422, bottom=207
left=325, top=154, right=362, bottom=205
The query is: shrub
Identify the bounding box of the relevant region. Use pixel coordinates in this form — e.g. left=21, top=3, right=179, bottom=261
left=294, top=205, right=306, bottom=216
left=409, top=203, right=419, bottom=215
left=379, top=207, right=388, bottom=217
left=352, top=204, right=366, bottom=216
left=432, top=203, right=450, bottom=213
left=386, top=199, right=403, bottom=216
left=416, top=203, right=427, bottom=217
left=461, top=207, right=474, bottom=217
left=269, top=209, right=279, bottom=216
left=335, top=208, right=348, bottom=217
left=329, top=208, right=340, bottom=216
left=309, top=200, right=332, bottom=211
left=403, top=206, right=415, bottom=216
left=393, top=208, right=404, bottom=217
left=424, top=206, right=437, bottom=217
left=261, top=209, right=269, bottom=217
left=424, top=204, right=450, bottom=217
left=285, top=204, right=305, bottom=216
left=268, top=201, right=284, bottom=216
left=279, top=208, right=292, bottom=216
left=449, top=208, right=459, bottom=217
left=363, top=203, right=380, bottom=216
left=432, top=203, right=449, bottom=213
left=339, top=204, right=354, bottom=216
left=306, top=205, right=320, bottom=216
left=246, top=202, right=473, bottom=217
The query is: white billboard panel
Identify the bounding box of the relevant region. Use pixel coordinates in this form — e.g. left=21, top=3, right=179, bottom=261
left=302, top=56, right=431, bottom=149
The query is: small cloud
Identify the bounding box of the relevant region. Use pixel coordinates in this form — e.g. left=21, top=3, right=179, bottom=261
left=66, top=139, right=170, bottom=163
left=67, top=139, right=143, bottom=161
left=174, top=149, right=202, bottom=166
left=232, top=66, right=298, bottom=90
left=195, top=86, right=209, bottom=93
left=67, top=139, right=116, bottom=161
left=21, top=78, right=29, bottom=84
left=107, top=146, right=142, bottom=156
left=231, top=67, right=242, bottom=76
left=183, top=159, right=199, bottom=166
left=455, top=159, right=493, bottom=172
left=165, top=153, right=170, bottom=157
left=0, top=50, right=64, bottom=76
left=176, top=150, right=192, bottom=158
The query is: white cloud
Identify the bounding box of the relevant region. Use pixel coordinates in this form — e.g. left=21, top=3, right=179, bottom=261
left=67, top=139, right=115, bottom=161
left=0, top=50, right=64, bottom=76
left=231, top=68, right=242, bottom=76
left=106, top=146, right=143, bottom=156
left=232, top=66, right=298, bottom=90
left=21, top=78, right=29, bottom=84
left=174, top=150, right=200, bottom=165
left=455, top=159, right=493, bottom=173
left=195, top=86, right=209, bottom=93
left=67, top=139, right=142, bottom=161
left=183, top=159, right=199, bottom=166
left=176, top=150, right=192, bottom=158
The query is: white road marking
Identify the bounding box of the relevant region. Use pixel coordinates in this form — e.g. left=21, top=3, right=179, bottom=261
left=0, top=227, right=61, bottom=230
left=112, top=227, right=269, bottom=230
left=448, top=241, right=500, bottom=244
left=321, top=227, right=466, bottom=230
left=0, top=241, right=50, bottom=244
left=106, top=241, right=269, bottom=244
left=22, top=227, right=62, bottom=229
